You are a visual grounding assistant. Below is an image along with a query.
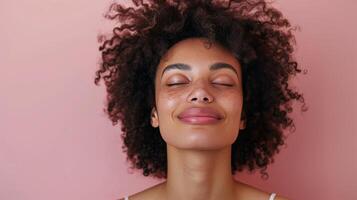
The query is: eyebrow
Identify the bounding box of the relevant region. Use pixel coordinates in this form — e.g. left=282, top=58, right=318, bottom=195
left=161, top=62, right=239, bottom=79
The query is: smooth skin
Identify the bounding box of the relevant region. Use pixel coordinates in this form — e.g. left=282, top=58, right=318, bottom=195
left=120, top=37, right=288, bottom=200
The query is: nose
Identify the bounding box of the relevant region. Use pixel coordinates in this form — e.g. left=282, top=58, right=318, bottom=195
left=187, top=84, right=214, bottom=104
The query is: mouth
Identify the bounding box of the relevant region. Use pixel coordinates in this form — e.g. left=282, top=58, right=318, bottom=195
left=177, top=107, right=223, bottom=125
left=178, top=116, right=222, bottom=125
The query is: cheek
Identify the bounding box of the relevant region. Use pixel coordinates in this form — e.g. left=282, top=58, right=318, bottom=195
left=156, top=89, right=184, bottom=116
left=220, top=92, right=243, bottom=118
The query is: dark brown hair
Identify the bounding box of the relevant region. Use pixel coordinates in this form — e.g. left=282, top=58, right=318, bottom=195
left=94, top=0, right=308, bottom=180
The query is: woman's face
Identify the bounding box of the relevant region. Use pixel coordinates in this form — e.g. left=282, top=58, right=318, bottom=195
left=151, top=37, right=245, bottom=150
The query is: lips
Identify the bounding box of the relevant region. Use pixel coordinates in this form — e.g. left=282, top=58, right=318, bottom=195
left=177, top=107, right=223, bottom=124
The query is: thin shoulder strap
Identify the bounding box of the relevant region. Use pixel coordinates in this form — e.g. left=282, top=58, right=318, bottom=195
left=269, top=193, right=276, bottom=200
left=124, top=196, right=129, bottom=200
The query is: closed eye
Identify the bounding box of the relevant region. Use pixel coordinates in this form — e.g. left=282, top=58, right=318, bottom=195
left=166, top=83, right=233, bottom=87
left=212, top=83, right=234, bottom=87
left=166, top=83, right=187, bottom=86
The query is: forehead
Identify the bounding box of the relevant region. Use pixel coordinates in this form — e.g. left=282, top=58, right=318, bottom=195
left=156, top=38, right=242, bottom=81
left=159, top=37, right=239, bottom=65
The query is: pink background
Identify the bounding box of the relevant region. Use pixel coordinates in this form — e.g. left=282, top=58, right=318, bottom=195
left=1, top=0, right=356, bottom=199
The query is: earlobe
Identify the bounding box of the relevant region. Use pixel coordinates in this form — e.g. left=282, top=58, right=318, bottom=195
left=239, top=119, right=246, bottom=130
left=151, top=107, right=159, bottom=128
left=239, top=110, right=246, bottom=130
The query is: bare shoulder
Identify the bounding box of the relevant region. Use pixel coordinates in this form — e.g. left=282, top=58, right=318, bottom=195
left=125, top=181, right=165, bottom=200
left=234, top=180, right=289, bottom=200
left=119, top=180, right=289, bottom=200
left=275, top=195, right=290, bottom=200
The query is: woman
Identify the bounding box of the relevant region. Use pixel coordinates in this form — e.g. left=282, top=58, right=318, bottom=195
left=94, top=0, right=307, bottom=199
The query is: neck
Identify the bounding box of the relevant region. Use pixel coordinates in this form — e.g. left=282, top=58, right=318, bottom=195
left=163, top=144, right=237, bottom=200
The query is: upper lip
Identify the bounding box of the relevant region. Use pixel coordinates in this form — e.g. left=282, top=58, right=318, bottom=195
left=177, top=107, right=223, bottom=119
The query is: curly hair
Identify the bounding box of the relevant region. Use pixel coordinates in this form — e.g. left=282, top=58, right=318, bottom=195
left=94, top=0, right=308, bottom=180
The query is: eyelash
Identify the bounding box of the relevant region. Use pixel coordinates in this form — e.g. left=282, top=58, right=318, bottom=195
left=166, top=83, right=233, bottom=87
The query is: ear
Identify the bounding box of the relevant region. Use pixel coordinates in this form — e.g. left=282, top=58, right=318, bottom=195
left=239, top=118, right=246, bottom=130
left=151, top=107, right=159, bottom=128
left=239, top=109, right=246, bottom=130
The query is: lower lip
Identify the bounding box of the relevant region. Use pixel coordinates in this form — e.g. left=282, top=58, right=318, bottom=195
left=178, top=116, right=221, bottom=124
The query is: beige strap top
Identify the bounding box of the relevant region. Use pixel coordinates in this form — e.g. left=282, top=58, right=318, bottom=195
left=124, top=192, right=277, bottom=200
